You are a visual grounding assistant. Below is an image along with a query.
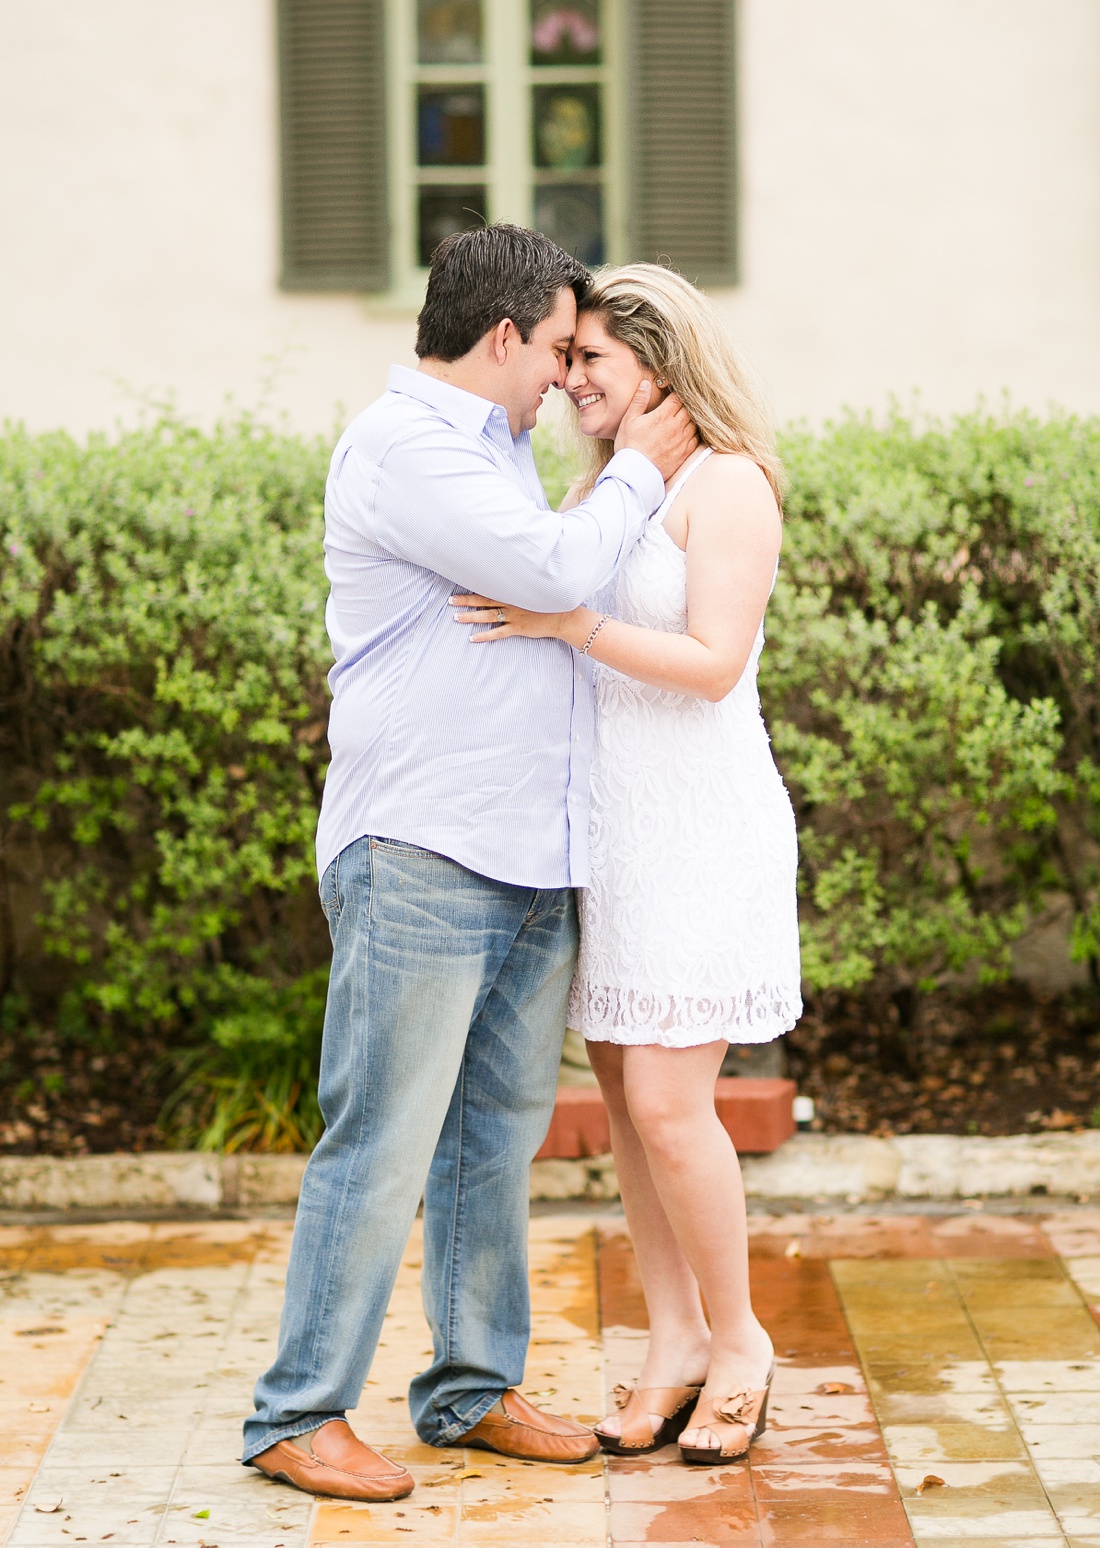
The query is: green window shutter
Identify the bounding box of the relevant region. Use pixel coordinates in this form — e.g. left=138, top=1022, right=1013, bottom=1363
left=277, top=0, right=389, bottom=291
left=627, top=0, right=738, bottom=286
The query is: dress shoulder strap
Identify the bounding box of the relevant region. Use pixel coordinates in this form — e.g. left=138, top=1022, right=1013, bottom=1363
left=658, top=446, right=714, bottom=515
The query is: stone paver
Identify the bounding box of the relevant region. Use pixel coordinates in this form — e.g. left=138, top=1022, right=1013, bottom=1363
left=2, top=1210, right=1100, bottom=1545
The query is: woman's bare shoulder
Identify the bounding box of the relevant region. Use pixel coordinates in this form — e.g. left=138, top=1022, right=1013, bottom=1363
left=695, top=451, right=775, bottom=500
left=687, top=452, right=780, bottom=533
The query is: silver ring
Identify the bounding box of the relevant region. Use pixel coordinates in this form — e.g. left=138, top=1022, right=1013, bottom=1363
left=495, top=607, right=507, bottom=624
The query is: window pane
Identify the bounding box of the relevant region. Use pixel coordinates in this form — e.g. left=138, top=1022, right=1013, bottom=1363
left=418, top=186, right=487, bottom=265
left=533, top=86, right=600, bottom=170
left=417, top=87, right=486, bottom=165
left=530, top=2, right=600, bottom=66
left=418, top=0, right=482, bottom=64
left=535, top=184, right=603, bottom=264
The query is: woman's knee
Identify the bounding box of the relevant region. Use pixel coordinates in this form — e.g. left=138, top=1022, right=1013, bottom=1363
left=623, top=1047, right=728, bottom=1152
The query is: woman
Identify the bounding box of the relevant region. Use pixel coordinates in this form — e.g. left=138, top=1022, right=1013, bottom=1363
left=452, top=265, right=801, bottom=1464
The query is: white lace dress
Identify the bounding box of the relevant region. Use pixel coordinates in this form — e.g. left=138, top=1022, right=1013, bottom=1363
left=569, top=450, right=802, bottom=1048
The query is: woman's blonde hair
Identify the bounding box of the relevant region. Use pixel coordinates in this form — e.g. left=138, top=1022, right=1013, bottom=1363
left=572, top=264, right=783, bottom=505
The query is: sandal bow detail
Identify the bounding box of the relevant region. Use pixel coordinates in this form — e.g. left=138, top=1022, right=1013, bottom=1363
left=594, top=1381, right=702, bottom=1455
left=679, top=1360, right=776, bottom=1464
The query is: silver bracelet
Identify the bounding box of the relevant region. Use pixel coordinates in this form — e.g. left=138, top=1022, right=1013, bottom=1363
left=580, top=615, right=608, bottom=655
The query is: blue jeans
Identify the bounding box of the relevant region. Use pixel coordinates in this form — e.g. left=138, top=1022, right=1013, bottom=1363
left=242, top=835, right=576, bottom=1461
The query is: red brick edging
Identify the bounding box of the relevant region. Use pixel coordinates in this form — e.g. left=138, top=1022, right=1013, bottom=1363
left=536, top=1077, right=796, bottom=1160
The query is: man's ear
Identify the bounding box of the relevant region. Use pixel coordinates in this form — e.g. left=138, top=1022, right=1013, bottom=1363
left=489, top=317, right=517, bottom=366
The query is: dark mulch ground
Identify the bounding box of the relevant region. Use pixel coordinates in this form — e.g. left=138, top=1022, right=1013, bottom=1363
left=2, top=984, right=1099, bottom=1154
left=787, top=984, right=1100, bottom=1137
left=0, top=1025, right=168, bottom=1155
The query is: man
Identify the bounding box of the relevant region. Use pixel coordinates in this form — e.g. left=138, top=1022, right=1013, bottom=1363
left=244, top=225, right=697, bottom=1502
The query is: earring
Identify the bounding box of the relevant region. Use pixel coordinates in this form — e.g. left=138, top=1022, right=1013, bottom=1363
left=655, top=376, right=667, bottom=387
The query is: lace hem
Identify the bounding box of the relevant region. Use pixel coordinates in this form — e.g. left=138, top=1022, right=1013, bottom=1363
left=570, top=983, right=802, bottom=1049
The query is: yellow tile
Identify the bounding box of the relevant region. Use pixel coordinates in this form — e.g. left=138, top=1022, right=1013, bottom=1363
left=957, top=1281, right=1082, bottom=1310
left=968, top=1306, right=1100, bottom=1341
left=458, top=1498, right=606, bottom=1541
left=951, top=1259, right=1066, bottom=1281
left=311, top=1499, right=457, bottom=1543
left=893, top=1459, right=1047, bottom=1494
left=832, top=1258, right=951, bottom=1287
left=883, top=1422, right=1026, bottom=1462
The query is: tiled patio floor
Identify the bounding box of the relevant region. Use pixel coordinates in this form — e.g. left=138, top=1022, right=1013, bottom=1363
left=1, top=1209, right=1099, bottom=1546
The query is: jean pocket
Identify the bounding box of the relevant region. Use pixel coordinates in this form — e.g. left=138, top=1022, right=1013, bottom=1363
left=319, top=855, right=342, bottom=927
left=369, top=836, right=433, bottom=858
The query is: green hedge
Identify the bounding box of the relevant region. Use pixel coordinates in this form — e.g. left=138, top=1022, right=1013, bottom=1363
left=1, top=407, right=1097, bottom=1148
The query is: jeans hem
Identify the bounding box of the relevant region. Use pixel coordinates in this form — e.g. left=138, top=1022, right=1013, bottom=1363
left=241, top=1413, right=346, bottom=1466
left=419, top=1390, right=503, bottom=1448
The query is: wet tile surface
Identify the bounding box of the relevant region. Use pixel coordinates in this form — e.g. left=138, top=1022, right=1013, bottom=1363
left=3, top=1210, right=1100, bottom=1543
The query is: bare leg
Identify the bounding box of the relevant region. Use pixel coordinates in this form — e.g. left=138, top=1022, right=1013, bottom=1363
left=586, top=1040, right=711, bottom=1436
left=618, top=1040, right=774, bottom=1449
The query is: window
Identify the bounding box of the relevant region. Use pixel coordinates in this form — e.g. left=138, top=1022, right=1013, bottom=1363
left=385, top=0, right=624, bottom=302
left=277, top=0, right=738, bottom=298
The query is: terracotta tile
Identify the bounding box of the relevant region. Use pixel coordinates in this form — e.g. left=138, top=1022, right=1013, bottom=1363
left=770, top=1363, right=867, bottom=1397
left=607, top=1461, right=753, bottom=1500
left=767, top=1391, right=875, bottom=1426
left=754, top=1497, right=912, bottom=1542
left=750, top=1426, right=889, bottom=1464
left=610, top=1495, right=760, bottom=1543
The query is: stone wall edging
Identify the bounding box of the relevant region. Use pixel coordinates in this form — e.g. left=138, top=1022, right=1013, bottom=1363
left=2, top=1132, right=1099, bottom=1210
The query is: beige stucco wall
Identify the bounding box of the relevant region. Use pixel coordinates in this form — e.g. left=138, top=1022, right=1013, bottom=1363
left=1, top=0, right=1098, bottom=437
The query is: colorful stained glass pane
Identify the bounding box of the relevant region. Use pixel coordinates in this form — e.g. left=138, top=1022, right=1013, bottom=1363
left=418, top=186, right=487, bottom=265
left=418, top=0, right=482, bottom=64
left=417, top=87, right=485, bottom=165
left=535, top=184, right=603, bottom=264
left=533, top=86, right=600, bottom=170
left=530, top=1, right=600, bottom=65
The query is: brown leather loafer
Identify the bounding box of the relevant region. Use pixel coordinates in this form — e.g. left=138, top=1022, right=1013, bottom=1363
left=462, top=1388, right=599, bottom=1464
left=251, top=1418, right=414, bottom=1500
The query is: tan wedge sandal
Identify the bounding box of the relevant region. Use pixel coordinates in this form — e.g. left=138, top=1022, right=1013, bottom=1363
left=678, top=1360, right=776, bottom=1464
left=594, top=1382, right=703, bottom=1456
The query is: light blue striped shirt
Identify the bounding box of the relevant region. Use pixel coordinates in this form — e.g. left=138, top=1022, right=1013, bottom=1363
left=315, top=365, right=665, bottom=889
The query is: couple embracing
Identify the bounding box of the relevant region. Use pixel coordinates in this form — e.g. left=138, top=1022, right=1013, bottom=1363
left=243, top=225, right=802, bottom=1498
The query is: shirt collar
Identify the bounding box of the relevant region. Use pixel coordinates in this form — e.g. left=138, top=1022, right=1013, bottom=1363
left=387, top=364, right=508, bottom=436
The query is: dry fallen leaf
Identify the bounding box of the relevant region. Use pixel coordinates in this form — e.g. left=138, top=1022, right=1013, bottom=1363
left=818, top=1382, right=853, bottom=1395
left=27, top=1402, right=51, bottom=1414
left=916, top=1474, right=946, bottom=1494
left=35, top=1498, right=64, bottom=1514
left=455, top=1469, right=483, bottom=1480
left=784, top=1239, right=802, bottom=1259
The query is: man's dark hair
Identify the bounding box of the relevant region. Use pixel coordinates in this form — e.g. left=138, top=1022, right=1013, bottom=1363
left=415, top=224, right=590, bottom=362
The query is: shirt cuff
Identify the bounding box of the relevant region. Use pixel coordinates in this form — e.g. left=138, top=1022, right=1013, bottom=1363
left=597, top=448, right=666, bottom=515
